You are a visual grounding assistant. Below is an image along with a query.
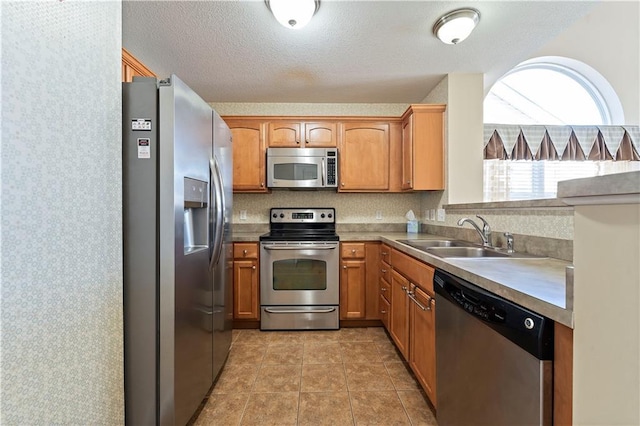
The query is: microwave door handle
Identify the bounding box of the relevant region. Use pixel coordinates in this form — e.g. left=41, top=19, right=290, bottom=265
left=321, top=158, right=325, bottom=187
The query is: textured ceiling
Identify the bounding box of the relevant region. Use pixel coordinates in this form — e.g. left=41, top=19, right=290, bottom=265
left=122, top=1, right=596, bottom=103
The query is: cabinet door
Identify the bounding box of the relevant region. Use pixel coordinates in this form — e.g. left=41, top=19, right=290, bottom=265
left=401, top=105, right=445, bottom=190
left=226, top=120, right=268, bottom=192
left=233, top=259, right=259, bottom=320
left=268, top=121, right=302, bottom=147
left=340, top=259, right=366, bottom=319
left=401, top=114, right=414, bottom=190
left=339, top=123, right=390, bottom=191
left=389, top=270, right=410, bottom=359
left=305, top=122, right=337, bottom=147
left=409, top=285, right=436, bottom=407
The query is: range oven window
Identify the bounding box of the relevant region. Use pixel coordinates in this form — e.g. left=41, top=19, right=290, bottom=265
left=272, top=259, right=327, bottom=290
left=273, top=163, right=318, bottom=181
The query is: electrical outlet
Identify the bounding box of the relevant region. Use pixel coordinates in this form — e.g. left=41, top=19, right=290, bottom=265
left=437, top=209, right=445, bottom=222
left=240, top=210, right=247, bottom=220
left=375, top=211, right=383, bottom=220
left=429, top=209, right=436, bottom=221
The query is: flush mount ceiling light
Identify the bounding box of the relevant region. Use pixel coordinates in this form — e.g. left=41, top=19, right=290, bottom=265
left=266, top=0, right=320, bottom=30
left=433, top=8, right=480, bottom=45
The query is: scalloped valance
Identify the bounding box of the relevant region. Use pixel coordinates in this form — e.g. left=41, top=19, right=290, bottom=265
left=484, top=124, right=640, bottom=161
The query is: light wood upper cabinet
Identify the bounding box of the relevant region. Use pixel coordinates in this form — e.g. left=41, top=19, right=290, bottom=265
left=268, top=121, right=337, bottom=147
left=121, top=48, right=156, bottom=82
left=225, top=119, right=268, bottom=193
left=401, top=104, right=446, bottom=190
left=339, top=122, right=390, bottom=191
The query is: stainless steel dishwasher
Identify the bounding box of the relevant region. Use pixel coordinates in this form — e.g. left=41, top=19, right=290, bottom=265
left=434, top=269, right=554, bottom=426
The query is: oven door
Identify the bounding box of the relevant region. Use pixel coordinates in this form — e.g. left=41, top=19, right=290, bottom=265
left=260, top=241, right=339, bottom=306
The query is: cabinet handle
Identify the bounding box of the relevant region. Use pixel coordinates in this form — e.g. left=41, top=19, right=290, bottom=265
left=381, top=252, right=388, bottom=255
left=341, top=182, right=345, bottom=187
left=260, top=182, right=264, bottom=187
left=381, top=269, right=387, bottom=273
left=408, top=292, right=430, bottom=311
left=401, top=286, right=407, bottom=291
left=243, top=249, right=248, bottom=255
left=381, top=287, right=387, bottom=292
left=252, top=265, right=256, bottom=270
left=381, top=310, right=387, bottom=314
left=343, top=265, right=347, bottom=269
left=351, top=249, right=356, bottom=254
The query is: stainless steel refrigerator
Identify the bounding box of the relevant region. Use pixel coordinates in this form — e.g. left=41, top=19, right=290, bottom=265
left=122, top=75, right=233, bottom=426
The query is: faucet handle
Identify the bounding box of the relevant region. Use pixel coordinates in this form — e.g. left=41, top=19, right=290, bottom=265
left=503, top=232, right=514, bottom=253
left=476, top=215, right=491, bottom=232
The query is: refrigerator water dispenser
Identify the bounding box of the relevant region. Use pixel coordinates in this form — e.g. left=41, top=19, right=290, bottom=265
left=183, top=177, right=208, bottom=254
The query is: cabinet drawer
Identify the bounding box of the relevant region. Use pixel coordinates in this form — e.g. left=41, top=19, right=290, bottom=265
left=380, top=260, right=391, bottom=283
left=380, top=294, right=390, bottom=330
left=380, top=278, right=391, bottom=303
left=380, top=244, right=391, bottom=264
left=391, top=249, right=435, bottom=294
left=341, top=242, right=366, bottom=259
left=234, top=243, right=258, bottom=259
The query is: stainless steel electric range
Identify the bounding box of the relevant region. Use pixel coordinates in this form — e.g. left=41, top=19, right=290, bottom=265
left=259, top=208, right=339, bottom=330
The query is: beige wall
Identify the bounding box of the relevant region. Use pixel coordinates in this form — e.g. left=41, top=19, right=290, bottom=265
left=530, top=1, right=639, bottom=125
left=1, top=2, right=124, bottom=423
left=572, top=203, right=640, bottom=424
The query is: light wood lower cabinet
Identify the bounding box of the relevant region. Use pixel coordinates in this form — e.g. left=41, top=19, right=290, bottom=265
left=340, top=242, right=380, bottom=320
left=383, top=247, right=437, bottom=407
left=409, top=284, right=437, bottom=407
left=389, top=270, right=410, bottom=359
left=233, top=243, right=259, bottom=321
left=554, top=322, right=573, bottom=426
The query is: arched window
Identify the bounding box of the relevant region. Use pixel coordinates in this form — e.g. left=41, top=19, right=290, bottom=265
left=483, top=57, right=638, bottom=202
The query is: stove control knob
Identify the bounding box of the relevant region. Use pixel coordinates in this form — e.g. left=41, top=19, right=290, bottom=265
left=328, top=213, right=333, bottom=218
left=279, top=213, right=285, bottom=218
left=321, top=213, right=325, bottom=218
left=272, top=213, right=277, bottom=218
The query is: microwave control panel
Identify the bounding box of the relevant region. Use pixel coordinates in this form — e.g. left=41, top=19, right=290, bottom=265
left=326, top=153, right=337, bottom=186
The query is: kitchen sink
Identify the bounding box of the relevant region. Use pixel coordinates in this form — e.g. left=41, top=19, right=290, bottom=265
left=425, top=246, right=544, bottom=259
left=425, top=247, right=511, bottom=258
left=399, top=239, right=544, bottom=259
left=398, top=239, right=476, bottom=250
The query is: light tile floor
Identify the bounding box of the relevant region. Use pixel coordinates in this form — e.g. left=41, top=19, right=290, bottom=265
left=193, top=327, right=438, bottom=426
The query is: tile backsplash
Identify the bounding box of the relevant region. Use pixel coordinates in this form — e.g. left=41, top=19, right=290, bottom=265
left=233, top=192, right=422, bottom=224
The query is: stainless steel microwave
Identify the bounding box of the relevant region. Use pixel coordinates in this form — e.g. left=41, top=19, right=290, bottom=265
left=266, top=148, right=338, bottom=189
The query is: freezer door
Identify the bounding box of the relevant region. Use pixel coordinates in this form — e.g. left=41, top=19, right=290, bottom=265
left=158, top=75, right=214, bottom=426
left=211, top=111, right=233, bottom=381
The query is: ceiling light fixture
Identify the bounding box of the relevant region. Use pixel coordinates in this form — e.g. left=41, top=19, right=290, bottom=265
left=266, top=0, right=320, bottom=30
left=432, top=8, right=480, bottom=45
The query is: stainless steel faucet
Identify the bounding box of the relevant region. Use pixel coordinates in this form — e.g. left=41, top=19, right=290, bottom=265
left=457, top=215, right=492, bottom=247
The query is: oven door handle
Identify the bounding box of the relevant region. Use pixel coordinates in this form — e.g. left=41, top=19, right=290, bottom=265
left=264, top=307, right=337, bottom=314
left=262, top=245, right=337, bottom=250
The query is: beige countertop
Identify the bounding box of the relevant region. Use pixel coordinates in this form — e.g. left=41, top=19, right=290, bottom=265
left=231, top=230, right=573, bottom=328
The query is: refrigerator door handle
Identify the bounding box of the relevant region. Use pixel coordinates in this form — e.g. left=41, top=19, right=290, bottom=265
left=209, top=156, right=225, bottom=271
